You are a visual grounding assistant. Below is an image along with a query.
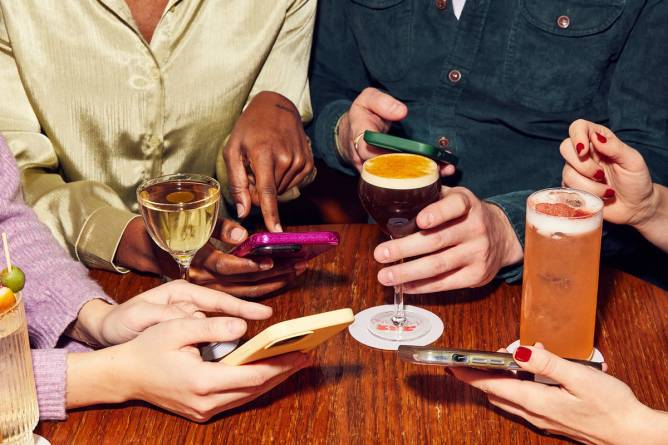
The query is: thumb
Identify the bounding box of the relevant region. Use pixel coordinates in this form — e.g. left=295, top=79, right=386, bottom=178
left=513, top=345, right=585, bottom=391
left=357, top=87, right=407, bottom=122
left=590, top=128, right=646, bottom=172
left=163, top=317, right=247, bottom=348
left=217, top=218, right=248, bottom=245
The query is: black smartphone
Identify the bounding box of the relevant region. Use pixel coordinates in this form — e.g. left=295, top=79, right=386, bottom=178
left=397, top=346, right=603, bottom=371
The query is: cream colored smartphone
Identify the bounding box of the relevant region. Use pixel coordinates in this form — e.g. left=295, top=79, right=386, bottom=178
left=220, top=308, right=355, bottom=366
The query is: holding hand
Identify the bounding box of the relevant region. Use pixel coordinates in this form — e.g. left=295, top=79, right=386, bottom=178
left=373, top=187, right=523, bottom=293
left=337, top=88, right=455, bottom=176
left=223, top=91, right=315, bottom=232
left=67, top=317, right=311, bottom=422
left=116, top=217, right=304, bottom=298
left=69, top=280, right=273, bottom=347
left=561, top=120, right=667, bottom=251
left=450, top=344, right=668, bottom=444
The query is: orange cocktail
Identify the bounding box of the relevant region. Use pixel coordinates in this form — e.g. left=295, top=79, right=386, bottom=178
left=520, top=188, right=603, bottom=359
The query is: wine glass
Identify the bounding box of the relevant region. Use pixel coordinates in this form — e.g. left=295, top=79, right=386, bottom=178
left=357, top=153, right=441, bottom=345
left=137, top=173, right=220, bottom=280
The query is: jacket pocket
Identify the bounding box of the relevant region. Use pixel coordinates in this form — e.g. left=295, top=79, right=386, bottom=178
left=503, top=0, right=626, bottom=112
left=349, top=0, right=412, bottom=82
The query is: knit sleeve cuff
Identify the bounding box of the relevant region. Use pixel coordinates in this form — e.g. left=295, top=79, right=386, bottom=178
left=31, top=349, right=68, bottom=421
left=26, top=272, right=114, bottom=350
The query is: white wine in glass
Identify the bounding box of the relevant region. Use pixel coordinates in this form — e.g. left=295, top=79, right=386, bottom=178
left=137, top=174, right=220, bottom=280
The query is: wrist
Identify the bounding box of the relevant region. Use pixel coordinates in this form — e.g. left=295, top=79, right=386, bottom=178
left=487, top=203, right=524, bottom=267
left=65, top=299, right=114, bottom=347
left=66, top=347, right=131, bottom=409
left=614, top=402, right=668, bottom=445
left=633, top=184, right=665, bottom=232
left=114, top=217, right=161, bottom=274
left=334, top=112, right=352, bottom=164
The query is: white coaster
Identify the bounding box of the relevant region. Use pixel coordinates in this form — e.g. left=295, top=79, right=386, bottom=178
left=506, top=340, right=604, bottom=384
left=34, top=434, right=51, bottom=445
left=348, top=305, right=444, bottom=351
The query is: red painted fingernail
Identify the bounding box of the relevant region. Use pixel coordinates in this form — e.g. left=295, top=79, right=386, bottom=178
left=596, top=133, right=607, bottom=144
left=515, top=347, right=532, bottom=362
left=604, top=188, right=615, bottom=199
left=576, top=143, right=585, bottom=154
left=593, top=170, right=605, bottom=182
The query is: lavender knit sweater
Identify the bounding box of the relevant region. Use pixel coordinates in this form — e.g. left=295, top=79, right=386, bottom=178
left=0, top=136, right=113, bottom=420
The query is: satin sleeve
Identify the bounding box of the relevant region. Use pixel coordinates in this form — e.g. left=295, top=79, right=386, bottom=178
left=0, top=9, right=137, bottom=272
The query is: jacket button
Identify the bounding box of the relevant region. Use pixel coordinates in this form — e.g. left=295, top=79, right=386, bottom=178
left=437, top=136, right=449, bottom=148
left=448, top=69, right=462, bottom=83
left=435, top=0, right=447, bottom=10
left=557, top=15, right=570, bottom=29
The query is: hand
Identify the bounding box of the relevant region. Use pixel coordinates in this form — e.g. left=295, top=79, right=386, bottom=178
left=373, top=187, right=523, bottom=293
left=450, top=344, right=668, bottom=444
left=71, top=280, right=273, bottom=347
left=67, top=317, right=312, bottom=422
left=115, top=217, right=304, bottom=298
left=561, top=119, right=660, bottom=228
left=337, top=87, right=455, bottom=176
left=223, top=91, right=315, bottom=232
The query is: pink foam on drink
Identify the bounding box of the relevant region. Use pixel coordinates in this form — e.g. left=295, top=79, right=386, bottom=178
left=527, top=189, right=603, bottom=236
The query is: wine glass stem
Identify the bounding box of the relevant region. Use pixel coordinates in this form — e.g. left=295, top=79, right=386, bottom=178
left=391, top=258, right=406, bottom=326
left=175, top=257, right=193, bottom=282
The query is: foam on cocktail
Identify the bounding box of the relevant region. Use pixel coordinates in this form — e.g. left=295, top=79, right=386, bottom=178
left=362, top=154, right=439, bottom=190
left=527, top=189, right=603, bottom=236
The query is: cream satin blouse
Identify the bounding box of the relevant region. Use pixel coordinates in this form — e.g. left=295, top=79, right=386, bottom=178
left=0, top=0, right=315, bottom=271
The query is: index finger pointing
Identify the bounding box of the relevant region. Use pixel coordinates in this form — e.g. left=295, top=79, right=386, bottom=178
left=251, top=157, right=282, bottom=232
left=223, top=139, right=252, bottom=219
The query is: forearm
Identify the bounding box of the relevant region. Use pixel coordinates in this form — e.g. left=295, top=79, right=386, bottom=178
left=634, top=184, right=668, bottom=253
left=618, top=403, right=668, bottom=445
left=66, top=348, right=130, bottom=409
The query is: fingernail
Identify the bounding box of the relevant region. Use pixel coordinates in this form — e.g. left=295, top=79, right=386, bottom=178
left=382, top=248, right=391, bottom=261
left=230, top=227, right=246, bottom=242
left=275, top=224, right=283, bottom=232
left=227, top=318, right=246, bottom=335
left=236, top=204, right=245, bottom=218
left=259, top=259, right=273, bottom=270
left=576, top=143, right=585, bottom=154
left=422, top=212, right=434, bottom=228
left=593, top=169, right=605, bottom=182
left=515, top=346, right=532, bottom=362
left=379, top=270, right=393, bottom=286
left=596, top=133, right=607, bottom=144
left=194, top=312, right=206, bottom=319
left=604, top=188, right=615, bottom=199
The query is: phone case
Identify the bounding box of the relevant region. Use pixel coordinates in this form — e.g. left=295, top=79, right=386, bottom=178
left=231, top=231, right=340, bottom=260
left=363, top=131, right=459, bottom=166
left=398, top=346, right=603, bottom=371
left=221, top=308, right=355, bottom=365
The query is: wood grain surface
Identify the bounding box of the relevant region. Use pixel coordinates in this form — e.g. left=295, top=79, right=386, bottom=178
left=36, top=224, right=668, bottom=445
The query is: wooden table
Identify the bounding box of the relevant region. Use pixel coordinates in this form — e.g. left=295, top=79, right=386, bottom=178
left=37, top=224, right=668, bottom=444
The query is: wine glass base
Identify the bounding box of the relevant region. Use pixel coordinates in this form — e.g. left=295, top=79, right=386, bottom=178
left=368, top=310, right=430, bottom=341
left=348, top=305, right=444, bottom=351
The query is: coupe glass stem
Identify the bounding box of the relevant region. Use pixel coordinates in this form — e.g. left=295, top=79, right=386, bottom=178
left=391, top=258, right=406, bottom=326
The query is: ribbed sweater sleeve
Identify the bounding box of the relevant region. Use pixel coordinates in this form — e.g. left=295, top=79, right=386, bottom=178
left=1, top=136, right=115, bottom=420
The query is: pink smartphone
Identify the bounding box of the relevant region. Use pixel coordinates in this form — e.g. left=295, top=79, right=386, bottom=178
left=231, top=231, right=340, bottom=261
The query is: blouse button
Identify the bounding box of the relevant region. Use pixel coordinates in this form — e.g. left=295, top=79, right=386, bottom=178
left=557, top=15, right=571, bottom=29
left=435, top=0, right=447, bottom=10
left=448, top=69, right=462, bottom=83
